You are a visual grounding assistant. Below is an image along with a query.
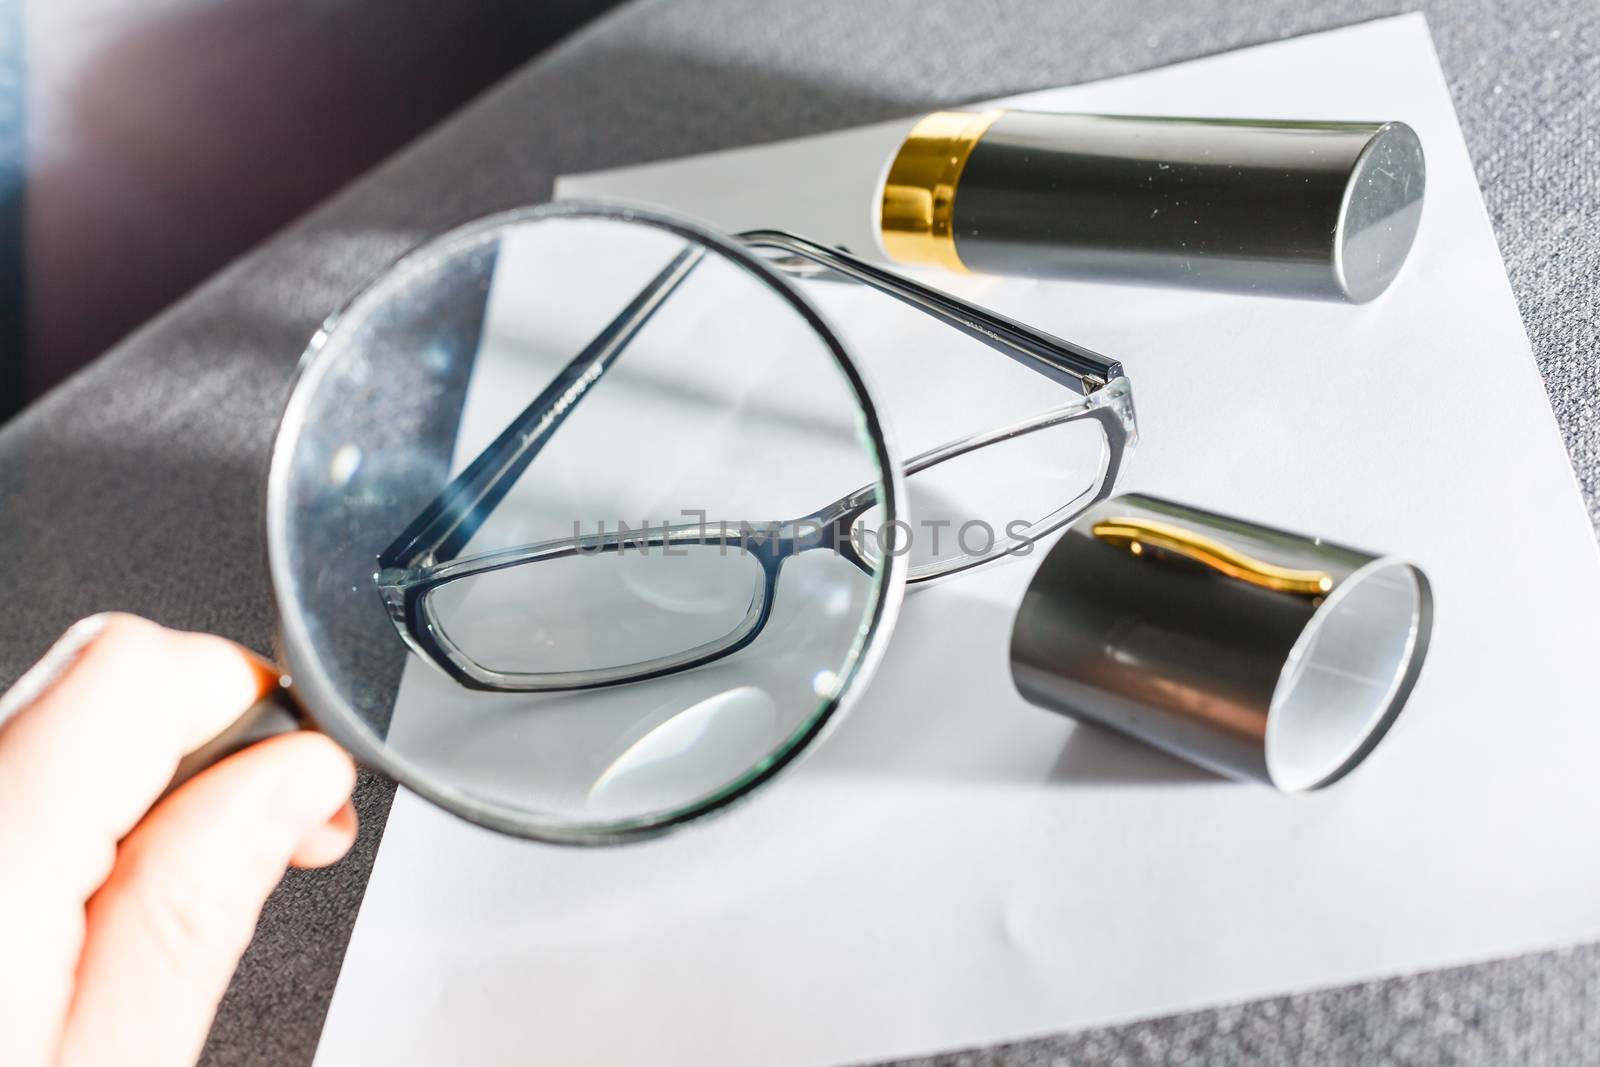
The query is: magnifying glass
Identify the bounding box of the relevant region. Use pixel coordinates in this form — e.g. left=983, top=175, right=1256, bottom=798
left=177, top=200, right=1133, bottom=845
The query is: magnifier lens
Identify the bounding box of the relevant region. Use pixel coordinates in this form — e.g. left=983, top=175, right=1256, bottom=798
left=271, top=207, right=897, bottom=841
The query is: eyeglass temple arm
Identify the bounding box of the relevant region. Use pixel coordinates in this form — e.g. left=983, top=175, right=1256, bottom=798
left=376, top=244, right=707, bottom=571
left=735, top=230, right=1122, bottom=395
left=381, top=226, right=1122, bottom=573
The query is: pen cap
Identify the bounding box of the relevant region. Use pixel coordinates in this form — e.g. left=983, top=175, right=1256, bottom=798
left=1009, top=494, right=1432, bottom=790
left=880, top=110, right=1425, bottom=302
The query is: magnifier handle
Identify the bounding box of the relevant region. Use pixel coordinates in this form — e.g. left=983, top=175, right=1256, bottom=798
left=163, top=685, right=305, bottom=799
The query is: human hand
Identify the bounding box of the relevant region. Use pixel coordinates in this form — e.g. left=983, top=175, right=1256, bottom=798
left=0, top=614, right=357, bottom=1067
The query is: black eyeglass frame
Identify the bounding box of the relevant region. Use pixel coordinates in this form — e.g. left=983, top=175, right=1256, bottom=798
left=373, top=207, right=1135, bottom=695
left=176, top=201, right=1138, bottom=846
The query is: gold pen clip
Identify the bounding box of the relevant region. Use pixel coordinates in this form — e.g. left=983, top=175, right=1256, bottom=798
left=1092, top=516, right=1334, bottom=597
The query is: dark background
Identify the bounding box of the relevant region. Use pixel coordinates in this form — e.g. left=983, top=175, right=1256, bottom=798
left=1, top=0, right=622, bottom=420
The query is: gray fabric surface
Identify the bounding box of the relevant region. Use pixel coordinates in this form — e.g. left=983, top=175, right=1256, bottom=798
left=0, top=0, right=1594, bottom=1063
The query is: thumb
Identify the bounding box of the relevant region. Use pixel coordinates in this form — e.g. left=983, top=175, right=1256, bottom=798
left=54, top=733, right=355, bottom=1067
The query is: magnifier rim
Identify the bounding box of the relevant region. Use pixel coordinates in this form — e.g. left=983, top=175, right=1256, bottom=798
left=264, top=198, right=908, bottom=845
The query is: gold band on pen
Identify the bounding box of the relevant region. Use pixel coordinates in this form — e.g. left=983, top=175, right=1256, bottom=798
left=879, top=109, right=1003, bottom=273
left=1092, top=517, right=1335, bottom=597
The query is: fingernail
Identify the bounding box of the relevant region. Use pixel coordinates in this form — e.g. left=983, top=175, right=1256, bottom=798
left=0, top=613, right=114, bottom=729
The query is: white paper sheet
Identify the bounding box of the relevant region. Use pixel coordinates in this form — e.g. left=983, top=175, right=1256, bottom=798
left=315, top=16, right=1600, bottom=1066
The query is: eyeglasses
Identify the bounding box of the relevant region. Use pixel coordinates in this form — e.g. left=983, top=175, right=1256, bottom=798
left=374, top=227, right=1135, bottom=694
left=216, top=201, right=1143, bottom=841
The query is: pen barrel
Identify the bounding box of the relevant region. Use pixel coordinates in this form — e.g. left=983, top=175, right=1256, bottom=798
left=880, top=110, right=1425, bottom=302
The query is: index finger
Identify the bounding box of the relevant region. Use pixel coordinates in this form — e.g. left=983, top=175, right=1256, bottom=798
left=0, top=613, right=280, bottom=898
left=0, top=613, right=312, bottom=1067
